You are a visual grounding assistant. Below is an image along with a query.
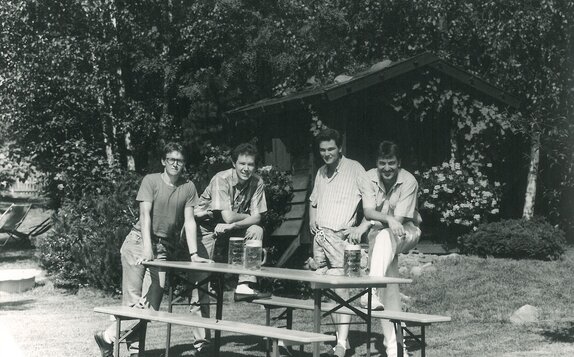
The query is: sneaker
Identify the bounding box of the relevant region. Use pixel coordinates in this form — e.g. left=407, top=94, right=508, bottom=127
left=188, top=339, right=211, bottom=356
left=327, top=344, right=347, bottom=357
left=94, top=331, right=113, bottom=357
left=233, top=283, right=271, bottom=302
left=360, top=290, right=385, bottom=311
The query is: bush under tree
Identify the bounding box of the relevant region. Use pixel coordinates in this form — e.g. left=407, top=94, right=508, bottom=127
left=458, top=217, right=566, bottom=261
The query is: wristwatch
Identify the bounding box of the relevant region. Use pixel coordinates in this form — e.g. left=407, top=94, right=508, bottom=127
left=189, top=252, right=198, bottom=257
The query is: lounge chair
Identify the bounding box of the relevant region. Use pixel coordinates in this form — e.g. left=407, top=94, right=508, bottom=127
left=0, top=203, right=51, bottom=248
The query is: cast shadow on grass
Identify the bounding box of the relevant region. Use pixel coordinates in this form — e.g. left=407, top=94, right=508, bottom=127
left=0, top=298, right=35, bottom=311
left=540, top=321, right=574, bottom=343
left=143, top=329, right=425, bottom=356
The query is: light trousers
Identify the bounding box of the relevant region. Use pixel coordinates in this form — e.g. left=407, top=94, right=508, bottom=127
left=367, top=222, right=420, bottom=357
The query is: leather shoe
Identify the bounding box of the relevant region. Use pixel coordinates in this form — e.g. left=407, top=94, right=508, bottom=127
left=94, top=330, right=113, bottom=357
left=233, top=290, right=271, bottom=302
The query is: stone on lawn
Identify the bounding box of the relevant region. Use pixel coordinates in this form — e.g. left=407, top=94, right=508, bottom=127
left=509, top=304, right=539, bottom=324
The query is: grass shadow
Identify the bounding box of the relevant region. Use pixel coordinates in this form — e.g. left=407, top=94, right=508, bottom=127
left=0, top=298, right=36, bottom=311
left=540, top=321, right=574, bottom=343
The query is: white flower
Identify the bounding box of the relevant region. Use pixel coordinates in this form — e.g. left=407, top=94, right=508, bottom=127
left=473, top=214, right=481, bottom=220
left=491, top=208, right=499, bottom=214
left=57, top=184, right=65, bottom=190
left=494, top=181, right=501, bottom=187
left=486, top=163, right=493, bottom=168
left=467, top=178, right=474, bottom=185
left=423, top=188, right=429, bottom=194
left=456, top=170, right=463, bottom=175
left=454, top=219, right=461, bottom=224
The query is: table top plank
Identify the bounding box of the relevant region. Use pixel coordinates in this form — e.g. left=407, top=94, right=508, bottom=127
left=145, top=261, right=411, bottom=288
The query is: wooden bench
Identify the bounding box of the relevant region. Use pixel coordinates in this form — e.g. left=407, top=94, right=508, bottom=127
left=94, top=305, right=335, bottom=357
left=252, top=296, right=451, bottom=357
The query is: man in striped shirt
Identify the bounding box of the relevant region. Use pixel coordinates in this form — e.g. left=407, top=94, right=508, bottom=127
left=309, top=128, right=371, bottom=357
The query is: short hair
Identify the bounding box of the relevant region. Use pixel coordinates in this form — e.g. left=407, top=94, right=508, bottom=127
left=163, top=142, right=185, bottom=159
left=231, top=143, right=259, bottom=163
left=377, top=141, right=401, bottom=162
left=316, top=128, right=342, bottom=148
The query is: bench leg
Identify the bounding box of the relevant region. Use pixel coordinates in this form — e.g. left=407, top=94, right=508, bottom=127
left=265, top=308, right=271, bottom=357
left=115, top=318, right=121, bottom=357
left=420, top=325, right=426, bottom=357
left=139, top=321, right=147, bottom=356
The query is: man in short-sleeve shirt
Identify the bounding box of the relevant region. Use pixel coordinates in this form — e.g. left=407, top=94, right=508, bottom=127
left=362, top=141, right=422, bottom=357
left=190, top=143, right=269, bottom=346
left=94, top=142, right=210, bottom=357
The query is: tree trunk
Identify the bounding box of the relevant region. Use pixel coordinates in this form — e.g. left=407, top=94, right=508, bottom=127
left=124, top=131, right=136, bottom=171
left=111, top=0, right=135, bottom=170
left=522, top=130, right=541, bottom=220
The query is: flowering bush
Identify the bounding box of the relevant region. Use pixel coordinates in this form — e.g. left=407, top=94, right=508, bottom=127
left=257, top=165, right=294, bottom=234
left=415, top=161, right=502, bottom=231
left=190, top=144, right=294, bottom=234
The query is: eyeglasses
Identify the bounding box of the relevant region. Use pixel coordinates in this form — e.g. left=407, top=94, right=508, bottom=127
left=165, top=158, right=184, bottom=166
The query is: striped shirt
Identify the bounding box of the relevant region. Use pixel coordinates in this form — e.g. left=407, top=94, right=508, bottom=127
left=363, top=168, right=421, bottom=225
left=309, top=156, right=368, bottom=231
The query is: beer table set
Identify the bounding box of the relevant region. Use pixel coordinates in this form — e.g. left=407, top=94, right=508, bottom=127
left=145, top=252, right=411, bottom=357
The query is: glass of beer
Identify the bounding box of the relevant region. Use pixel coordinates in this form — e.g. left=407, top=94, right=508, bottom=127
left=344, top=244, right=362, bottom=277
left=228, top=237, right=244, bottom=266
left=243, top=240, right=267, bottom=270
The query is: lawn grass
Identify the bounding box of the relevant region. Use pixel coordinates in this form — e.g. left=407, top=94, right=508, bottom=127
left=1, top=244, right=574, bottom=356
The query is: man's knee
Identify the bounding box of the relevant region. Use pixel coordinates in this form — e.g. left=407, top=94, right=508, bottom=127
left=245, top=225, right=263, bottom=240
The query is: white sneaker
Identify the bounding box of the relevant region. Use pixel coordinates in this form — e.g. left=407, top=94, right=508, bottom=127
left=360, top=290, right=385, bottom=311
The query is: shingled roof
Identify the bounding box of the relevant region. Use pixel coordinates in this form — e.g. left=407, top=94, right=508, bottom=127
left=226, top=52, right=521, bottom=117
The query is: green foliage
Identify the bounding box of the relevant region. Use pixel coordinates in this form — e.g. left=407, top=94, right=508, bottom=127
left=37, top=171, right=141, bottom=291
left=257, top=165, right=294, bottom=234
left=416, top=161, right=502, bottom=230
left=190, top=143, right=294, bottom=235
left=0, top=143, right=37, bottom=190
left=459, top=217, right=566, bottom=261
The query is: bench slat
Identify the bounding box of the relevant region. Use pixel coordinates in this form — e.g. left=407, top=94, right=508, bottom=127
left=94, top=306, right=335, bottom=344
left=252, top=296, right=451, bottom=325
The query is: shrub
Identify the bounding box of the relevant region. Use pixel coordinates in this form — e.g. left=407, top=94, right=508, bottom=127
left=458, top=217, right=566, bottom=260
left=37, top=171, right=141, bottom=291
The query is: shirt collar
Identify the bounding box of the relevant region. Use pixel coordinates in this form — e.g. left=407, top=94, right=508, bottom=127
left=370, top=168, right=406, bottom=192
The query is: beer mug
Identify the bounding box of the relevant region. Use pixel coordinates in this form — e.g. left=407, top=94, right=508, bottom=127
left=228, top=237, right=244, bottom=266
left=344, top=244, right=362, bottom=277
left=243, top=240, right=267, bottom=270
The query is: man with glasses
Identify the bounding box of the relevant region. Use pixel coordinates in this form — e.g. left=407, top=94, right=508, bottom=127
left=94, top=142, right=211, bottom=357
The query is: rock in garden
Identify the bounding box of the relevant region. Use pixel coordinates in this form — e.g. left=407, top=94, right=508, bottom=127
left=398, top=266, right=409, bottom=276
left=410, top=266, right=423, bottom=277
left=509, top=304, right=539, bottom=324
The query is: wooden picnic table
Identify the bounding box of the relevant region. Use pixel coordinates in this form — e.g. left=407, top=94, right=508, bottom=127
left=145, top=260, right=411, bottom=357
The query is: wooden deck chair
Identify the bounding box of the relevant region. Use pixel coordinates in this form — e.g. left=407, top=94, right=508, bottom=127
left=0, top=203, right=34, bottom=248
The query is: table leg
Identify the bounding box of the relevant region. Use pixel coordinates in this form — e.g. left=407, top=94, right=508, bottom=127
left=313, top=289, right=322, bottom=357
left=165, top=284, right=173, bottom=357
left=367, top=288, right=372, bottom=357
left=214, top=273, right=224, bottom=357
left=395, top=321, right=405, bottom=357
